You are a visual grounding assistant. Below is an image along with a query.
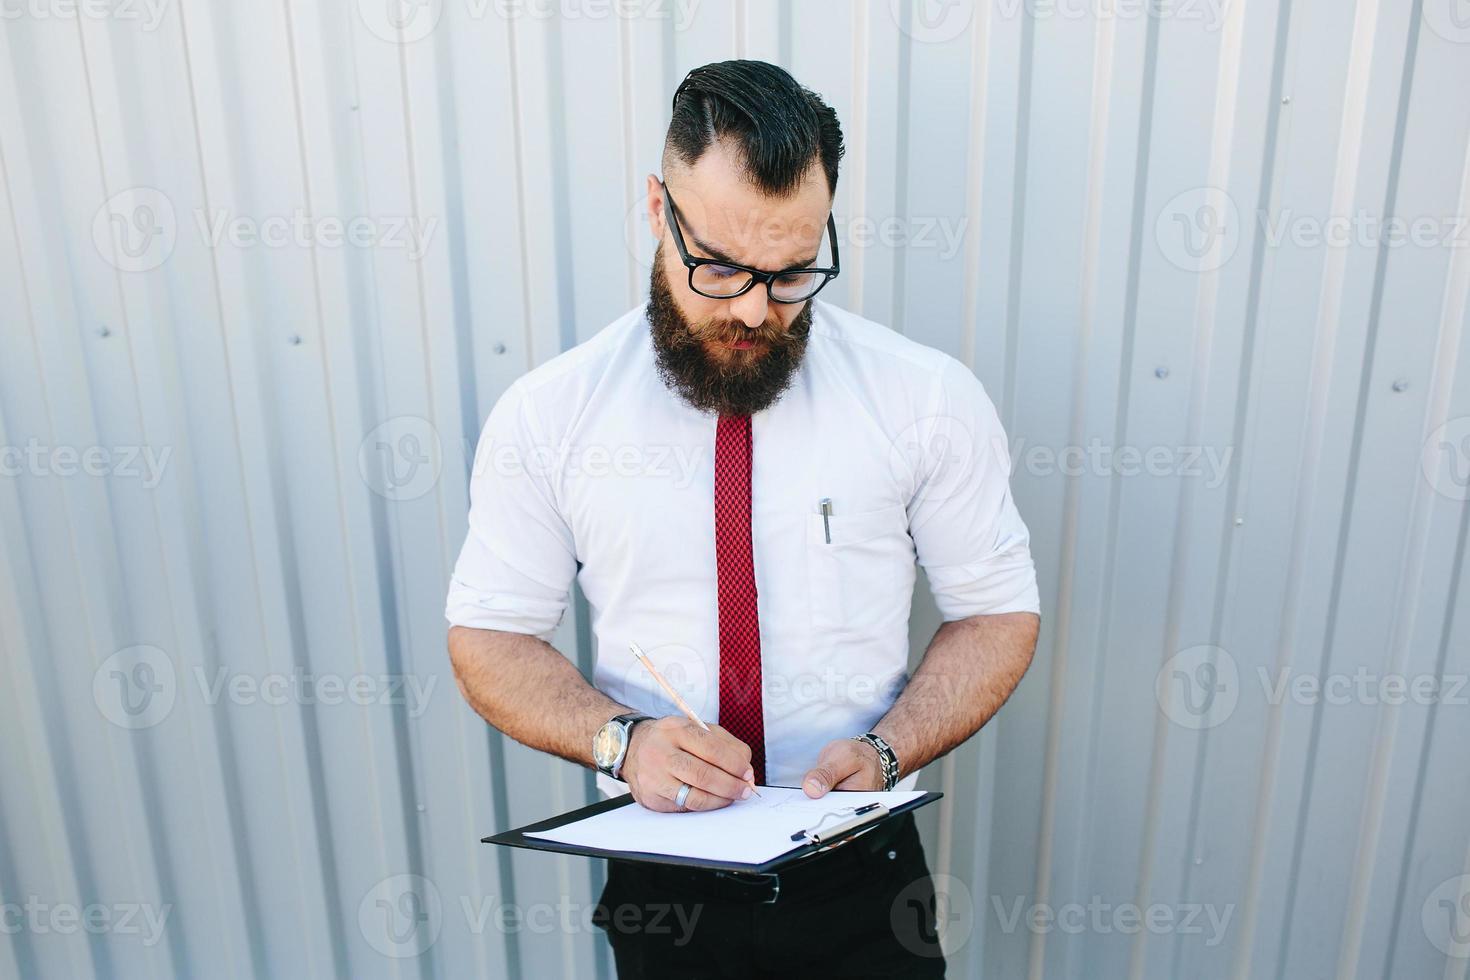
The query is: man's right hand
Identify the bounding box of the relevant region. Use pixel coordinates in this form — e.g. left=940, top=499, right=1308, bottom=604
left=620, top=716, right=755, bottom=812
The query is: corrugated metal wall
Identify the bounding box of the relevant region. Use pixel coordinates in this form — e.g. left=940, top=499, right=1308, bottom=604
left=2, top=1, right=1468, bottom=977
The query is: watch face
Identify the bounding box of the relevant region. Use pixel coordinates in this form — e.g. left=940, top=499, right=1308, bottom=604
left=593, top=721, right=623, bottom=769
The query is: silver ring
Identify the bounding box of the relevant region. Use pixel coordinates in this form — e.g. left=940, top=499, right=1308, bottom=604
left=674, top=783, right=692, bottom=810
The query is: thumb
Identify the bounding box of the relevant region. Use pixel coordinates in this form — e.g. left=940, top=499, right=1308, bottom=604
left=801, top=766, right=834, bottom=798
left=802, top=742, right=856, bottom=798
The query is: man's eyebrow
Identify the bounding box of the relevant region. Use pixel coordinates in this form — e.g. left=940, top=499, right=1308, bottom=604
left=689, top=234, right=820, bottom=271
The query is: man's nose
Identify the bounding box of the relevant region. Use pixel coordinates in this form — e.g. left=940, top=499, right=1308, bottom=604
left=729, top=285, right=770, bottom=330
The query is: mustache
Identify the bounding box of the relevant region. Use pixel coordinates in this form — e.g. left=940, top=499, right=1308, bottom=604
left=683, top=318, right=795, bottom=347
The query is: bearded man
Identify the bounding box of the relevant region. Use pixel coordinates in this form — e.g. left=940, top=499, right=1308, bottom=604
left=447, top=59, right=1040, bottom=978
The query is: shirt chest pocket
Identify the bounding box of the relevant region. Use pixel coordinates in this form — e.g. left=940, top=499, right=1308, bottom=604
left=805, top=504, right=915, bottom=637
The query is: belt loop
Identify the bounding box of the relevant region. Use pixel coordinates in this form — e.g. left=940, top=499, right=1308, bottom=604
left=714, top=870, right=782, bottom=904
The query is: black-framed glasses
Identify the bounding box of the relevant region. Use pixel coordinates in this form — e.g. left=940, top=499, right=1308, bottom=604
left=660, top=180, right=840, bottom=304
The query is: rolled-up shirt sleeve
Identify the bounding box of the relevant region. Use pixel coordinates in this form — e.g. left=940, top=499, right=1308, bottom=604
left=445, top=380, right=577, bottom=639
left=907, top=357, right=1040, bottom=620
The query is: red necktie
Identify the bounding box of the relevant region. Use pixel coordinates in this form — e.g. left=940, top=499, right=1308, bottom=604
left=714, top=413, right=766, bottom=785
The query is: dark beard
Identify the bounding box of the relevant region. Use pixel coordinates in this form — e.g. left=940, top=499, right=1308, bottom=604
left=647, top=246, right=812, bottom=417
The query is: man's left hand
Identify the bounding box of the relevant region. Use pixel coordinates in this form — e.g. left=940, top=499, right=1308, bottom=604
left=801, top=737, right=883, bottom=797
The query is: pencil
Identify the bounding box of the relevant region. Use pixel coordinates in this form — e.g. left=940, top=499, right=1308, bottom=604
left=629, top=641, right=762, bottom=799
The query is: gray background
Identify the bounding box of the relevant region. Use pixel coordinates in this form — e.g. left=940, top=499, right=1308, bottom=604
left=2, top=0, right=1469, bottom=977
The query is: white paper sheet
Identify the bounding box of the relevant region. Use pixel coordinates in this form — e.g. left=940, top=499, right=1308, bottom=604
left=525, top=787, right=926, bottom=865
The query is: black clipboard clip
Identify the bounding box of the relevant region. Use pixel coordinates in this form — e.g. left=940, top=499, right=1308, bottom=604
left=788, top=802, right=890, bottom=845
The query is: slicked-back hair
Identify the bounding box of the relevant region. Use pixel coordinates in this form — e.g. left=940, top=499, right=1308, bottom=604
left=664, top=60, right=845, bottom=198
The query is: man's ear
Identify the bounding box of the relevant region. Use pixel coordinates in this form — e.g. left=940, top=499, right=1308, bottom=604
left=645, top=173, right=666, bottom=240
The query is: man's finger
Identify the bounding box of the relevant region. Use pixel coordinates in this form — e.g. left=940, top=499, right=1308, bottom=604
left=833, top=771, right=875, bottom=791
left=635, top=791, right=676, bottom=813
left=676, top=723, right=754, bottom=784
left=663, top=778, right=730, bottom=812
left=802, top=742, right=862, bottom=798
left=670, top=749, right=751, bottom=802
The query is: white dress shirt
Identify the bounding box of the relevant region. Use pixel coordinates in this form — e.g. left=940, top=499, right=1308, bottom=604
left=446, top=299, right=1040, bottom=796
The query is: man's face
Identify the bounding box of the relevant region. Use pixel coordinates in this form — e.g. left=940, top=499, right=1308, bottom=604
left=645, top=142, right=833, bottom=416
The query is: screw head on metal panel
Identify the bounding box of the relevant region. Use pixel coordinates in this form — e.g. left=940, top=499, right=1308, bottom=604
left=1234, top=517, right=1244, bottom=526
left=1155, top=366, right=1170, bottom=379
left=288, top=334, right=302, bottom=346
left=1281, top=96, right=1291, bottom=105
left=493, top=342, right=507, bottom=355
left=98, top=326, right=112, bottom=338
left=1392, top=378, right=1409, bottom=393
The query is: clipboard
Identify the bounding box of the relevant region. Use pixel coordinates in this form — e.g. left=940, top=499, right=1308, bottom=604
left=482, top=789, right=943, bottom=876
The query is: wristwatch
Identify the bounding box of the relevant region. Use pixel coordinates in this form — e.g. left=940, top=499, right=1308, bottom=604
left=592, top=712, right=652, bottom=780
left=850, top=732, right=901, bottom=791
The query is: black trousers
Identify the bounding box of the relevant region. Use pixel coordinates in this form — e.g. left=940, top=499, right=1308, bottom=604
left=591, top=813, right=946, bottom=978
